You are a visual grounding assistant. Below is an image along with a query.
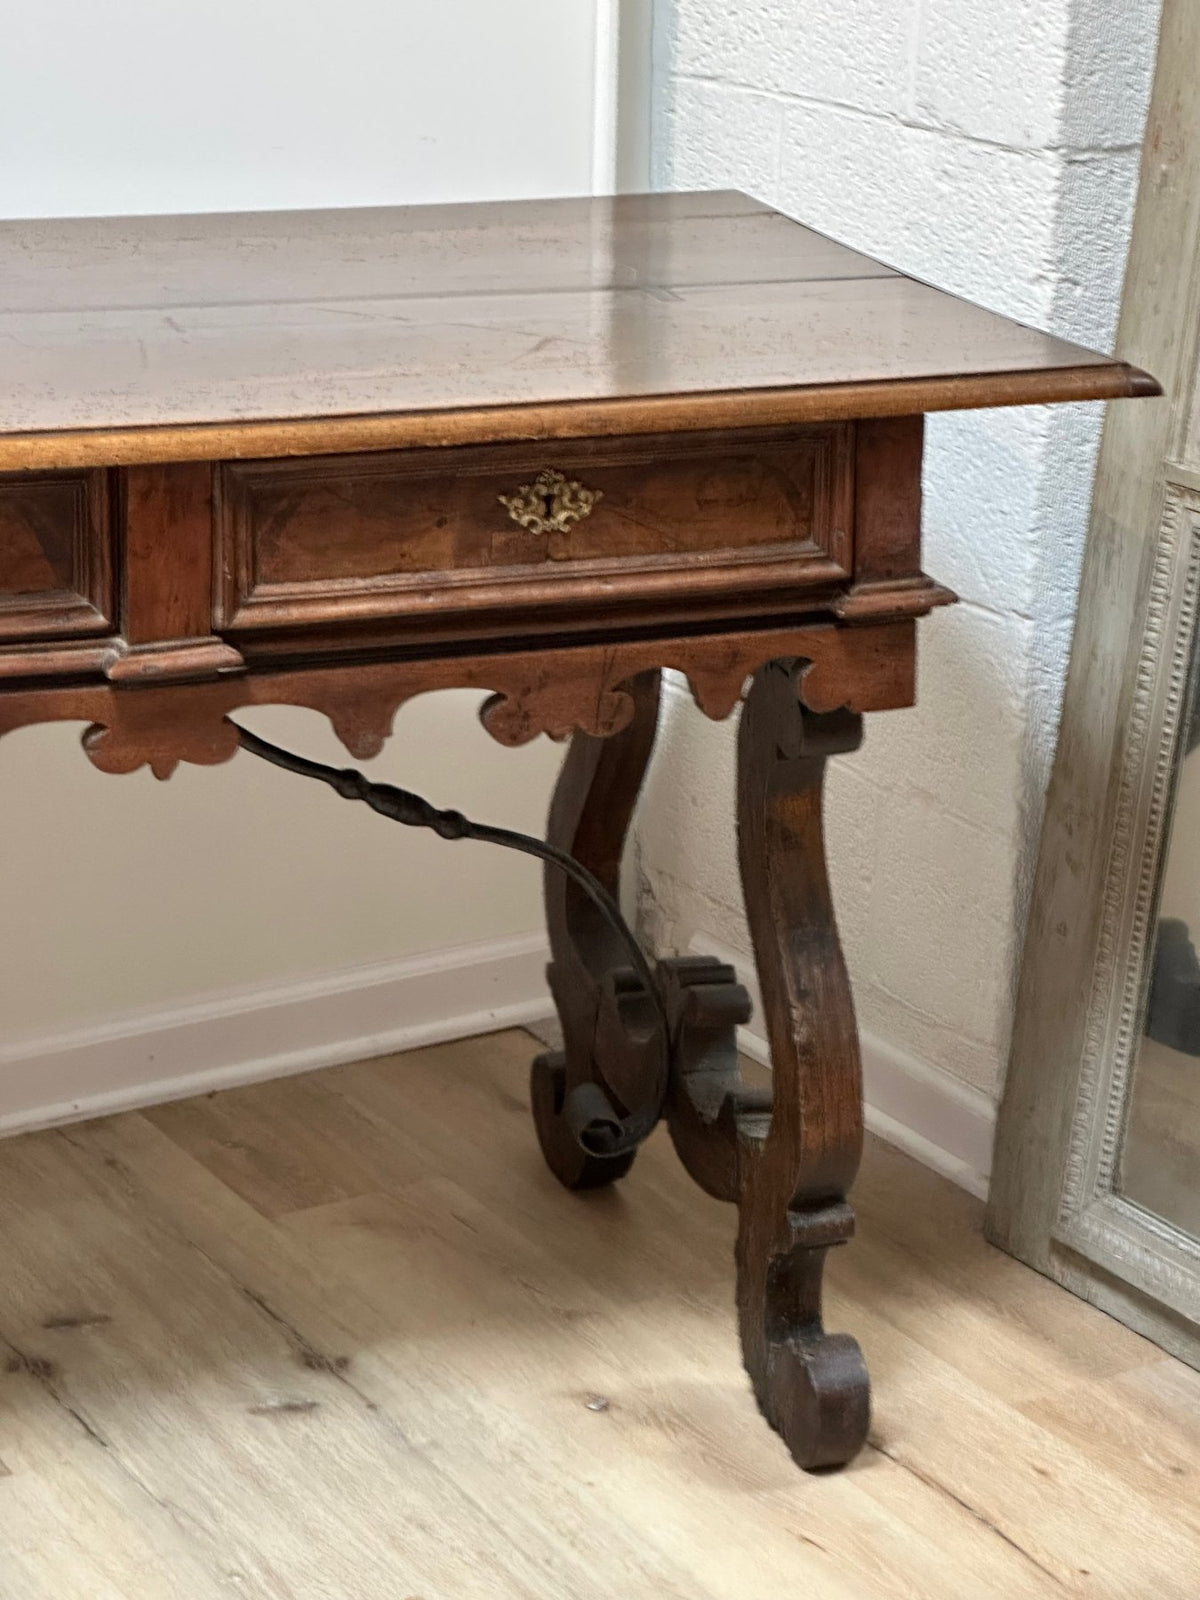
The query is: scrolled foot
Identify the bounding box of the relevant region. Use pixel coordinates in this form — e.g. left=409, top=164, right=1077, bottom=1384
left=737, top=1191, right=871, bottom=1470
left=746, top=1328, right=870, bottom=1472
left=529, top=1051, right=637, bottom=1190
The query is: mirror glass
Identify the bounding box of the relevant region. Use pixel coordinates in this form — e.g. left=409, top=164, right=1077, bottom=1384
left=1124, top=648, right=1200, bottom=1240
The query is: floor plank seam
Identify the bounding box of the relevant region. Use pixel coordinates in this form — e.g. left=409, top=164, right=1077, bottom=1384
left=1, top=1320, right=210, bottom=1546
left=865, top=1440, right=1069, bottom=1590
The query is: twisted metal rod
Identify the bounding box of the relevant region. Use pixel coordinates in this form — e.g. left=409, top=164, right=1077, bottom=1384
left=232, top=721, right=670, bottom=1156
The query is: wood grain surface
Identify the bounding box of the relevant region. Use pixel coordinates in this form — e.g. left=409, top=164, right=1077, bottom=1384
left=0, top=191, right=1154, bottom=470
left=0, top=470, right=112, bottom=640
left=230, top=429, right=846, bottom=581
left=0, top=1028, right=1197, bottom=1599
left=0, top=619, right=920, bottom=777
left=217, top=425, right=854, bottom=638
left=733, top=672, right=870, bottom=1469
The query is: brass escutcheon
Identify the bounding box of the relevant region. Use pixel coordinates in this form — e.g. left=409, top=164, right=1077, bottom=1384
left=498, top=469, right=603, bottom=544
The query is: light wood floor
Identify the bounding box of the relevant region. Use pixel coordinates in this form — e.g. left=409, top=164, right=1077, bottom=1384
left=1, top=1028, right=1198, bottom=1599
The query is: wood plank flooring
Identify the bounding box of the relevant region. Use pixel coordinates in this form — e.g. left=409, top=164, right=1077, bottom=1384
left=0, top=1027, right=1197, bottom=1598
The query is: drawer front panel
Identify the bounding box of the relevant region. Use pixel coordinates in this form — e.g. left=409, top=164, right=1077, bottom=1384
left=218, top=427, right=854, bottom=636
left=0, top=470, right=113, bottom=641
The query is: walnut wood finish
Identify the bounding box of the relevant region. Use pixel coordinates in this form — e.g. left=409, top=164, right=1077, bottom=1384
left=0, top=423, right=929, bottom=677
left=0, top=190, right=1158, bottom=1474
left=0, top=192, right=1154, bottom=472
left=218, top=426, right=853, bottom=642
left=654, top=667, right=869, bottom=1469
left=734, top=669, right=869, bottom=1468
left=531, top=671, right=663, bottom=1189
left=0, top=620, right=916, bottom=779
left=0, top=470, right=112, bottom=641
left=0, top=367, right=1155, bottom=476
left=111, top=462, right=243, bottom=683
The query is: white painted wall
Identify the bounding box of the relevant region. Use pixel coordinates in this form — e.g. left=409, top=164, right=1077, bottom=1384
left=0, top=2, right=606, bottom=217
left=0, top=3, right=636, bottom=1093
left=644, top=0, right=1162, bottom=1103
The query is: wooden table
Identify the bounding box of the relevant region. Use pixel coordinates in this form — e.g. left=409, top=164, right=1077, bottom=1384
left=0, top=191, right=1156, bottom=1471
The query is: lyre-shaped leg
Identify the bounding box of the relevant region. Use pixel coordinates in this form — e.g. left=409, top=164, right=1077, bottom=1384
left=531, top=657, right=870, bottom=1469
left=734, top=660, right=870, bottom=1469
left=530, top=670, right=664, bottom=1188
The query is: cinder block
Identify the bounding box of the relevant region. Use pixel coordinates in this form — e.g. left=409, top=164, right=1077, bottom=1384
left=1059, top=0, right=1160, bottom=149
left=664, top=0, right=794, bottom=95
left=866, top=790, right=1016, bottom=1045
left=922, top=408, right=1048, bottom=614
left=665, top=0, right=919, bottom=114
left=777, top=101, right=1059, bottom=320
left=855, top=985, right=1006, bottom=1094
left=771, top=0, right=920, bottom=115
left=1054, top=150, right=1144, bottom=346
left=855, top=605, right=1030, bottom=841
left=1030, top=404, right=1105, bottom=629
left=825, top=758, right=886, bottom=966
left=637, top=688, right=740, bottom=918
left=657, top=77, right=782, bottom=196
left=637, top=690, right=883, bottom=989
left=915, top=0, right=1070, bottom=148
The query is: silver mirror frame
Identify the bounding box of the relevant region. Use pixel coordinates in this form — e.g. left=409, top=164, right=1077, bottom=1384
left=1056, top=478, right=1200, bottom=1321
left=987, top=0, right=1200, bottom=1363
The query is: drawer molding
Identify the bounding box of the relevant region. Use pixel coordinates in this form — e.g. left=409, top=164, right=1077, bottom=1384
left=216, top=426, right=855, bottom=643
left=0, top=469, right=113, bottom=641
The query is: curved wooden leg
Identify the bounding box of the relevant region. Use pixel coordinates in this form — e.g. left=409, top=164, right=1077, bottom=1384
left=734, top=660, right=870, bottom=1470
left=531, top=671, right=664, bottom=1189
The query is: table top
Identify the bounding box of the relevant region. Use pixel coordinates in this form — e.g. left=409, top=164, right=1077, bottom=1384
left=0, top=190, right=1155, bottom=470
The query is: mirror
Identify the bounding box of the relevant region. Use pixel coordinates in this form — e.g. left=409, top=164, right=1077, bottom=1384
left=1125, top=660, right=1200, bottom=1241
left=987, top=0, right=1200, bottom=1364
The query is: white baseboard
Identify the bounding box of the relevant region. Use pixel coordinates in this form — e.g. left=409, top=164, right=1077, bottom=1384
left=687, top=936, right=995, bottom=1198
left=0, top=922, right=996, bottom=1198
left=0, top=932, right=553, bottom=1139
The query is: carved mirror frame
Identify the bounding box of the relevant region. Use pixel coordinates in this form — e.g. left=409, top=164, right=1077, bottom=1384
left=987, top=0, right=1200, bottom=1362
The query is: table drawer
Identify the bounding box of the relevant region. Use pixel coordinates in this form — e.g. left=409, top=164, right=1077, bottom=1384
left=217, top=427, right=854, bottom=638
left=0, top=470, right=114, bottom=642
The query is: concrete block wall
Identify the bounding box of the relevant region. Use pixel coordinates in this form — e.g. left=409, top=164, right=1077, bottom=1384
left=643, top=0, right=1161, bottom=1098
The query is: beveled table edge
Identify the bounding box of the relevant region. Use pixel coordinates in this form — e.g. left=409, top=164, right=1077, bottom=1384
left=0, top=363, right=1158, bottom=473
